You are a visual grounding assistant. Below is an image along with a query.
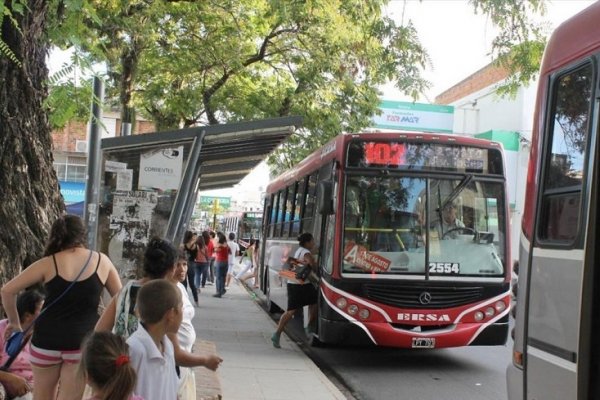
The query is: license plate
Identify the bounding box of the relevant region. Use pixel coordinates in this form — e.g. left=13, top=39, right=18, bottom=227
left=412, top=337, right=436, bottom=348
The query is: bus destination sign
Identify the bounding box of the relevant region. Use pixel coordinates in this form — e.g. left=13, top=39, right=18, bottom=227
left=346, top=141, right=500, bottom=174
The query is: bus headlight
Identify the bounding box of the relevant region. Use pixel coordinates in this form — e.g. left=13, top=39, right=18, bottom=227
left=474, top=311, right=484, bottom=321
left=336, top=297, right=348, bottom=309
left=358, top=309, right=370, bottom=320
left=347, top=304, right=358, bottom=316
left=495, top=300, right=506, bottom=312
left=485, top=307, right=495, bottom=318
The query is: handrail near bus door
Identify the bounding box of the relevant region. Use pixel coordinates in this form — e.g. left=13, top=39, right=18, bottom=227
left=165, top=129, right=207, bottom=245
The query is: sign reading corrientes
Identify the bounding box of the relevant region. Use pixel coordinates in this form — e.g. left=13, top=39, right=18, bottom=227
left=199, top=196, right=231, bottom=209
left=373, top=100, right=454, bottom=133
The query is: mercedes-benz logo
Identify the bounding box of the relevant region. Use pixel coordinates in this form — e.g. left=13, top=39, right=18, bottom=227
left=419, top=292, right=432, bottom=305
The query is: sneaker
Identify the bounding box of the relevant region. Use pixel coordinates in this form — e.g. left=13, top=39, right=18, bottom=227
left=212, top=294, right=221, bottom=298
left=271, top=333, right=281, bottom=349
left=207, top=282, right=214, bottom=286
left=222, top=289, right=227, bottom=295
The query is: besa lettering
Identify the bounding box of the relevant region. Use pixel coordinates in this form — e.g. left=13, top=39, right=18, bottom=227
left=397, top=313, right=451, bottom=322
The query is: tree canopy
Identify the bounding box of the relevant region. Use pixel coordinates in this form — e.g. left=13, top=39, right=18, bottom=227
left=0, top=0, right=549, bottom=274
left=44, top=0, right=548, bottom=174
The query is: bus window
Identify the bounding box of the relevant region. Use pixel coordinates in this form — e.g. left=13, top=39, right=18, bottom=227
left=538, top=63, right=592, bottom=243
left=283, top=183, right=296, bottom=237
left=342, top=176, right=426, bottom=274
left=269, top=192, right=280, bottom=237
left=291, top=178, right=306, bottom=237
left=427, top=178, right=506, bottom=276
left=302, top=173, right=318, bottom=234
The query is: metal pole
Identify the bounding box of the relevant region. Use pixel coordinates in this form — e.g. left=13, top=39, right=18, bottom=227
left=165, top=130, right=206, bottom=243
left=84, top=76, right=104, bottom=250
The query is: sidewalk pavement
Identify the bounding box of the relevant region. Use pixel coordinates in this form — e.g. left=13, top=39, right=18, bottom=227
left=189, top=277, right=347, bottom=400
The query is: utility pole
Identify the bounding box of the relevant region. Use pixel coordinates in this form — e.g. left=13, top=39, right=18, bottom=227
left=212, top=199, right=219, bottom=230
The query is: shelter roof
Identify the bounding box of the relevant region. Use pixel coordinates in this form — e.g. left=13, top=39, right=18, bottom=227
left=101, top=116, right=302, bottom=190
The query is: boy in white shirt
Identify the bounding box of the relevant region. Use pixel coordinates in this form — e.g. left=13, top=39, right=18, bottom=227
left=127, top=280, right=182, bottom=400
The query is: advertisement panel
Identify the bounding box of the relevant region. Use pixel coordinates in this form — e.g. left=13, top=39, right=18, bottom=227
left=373, top=100, right=454, bottom=133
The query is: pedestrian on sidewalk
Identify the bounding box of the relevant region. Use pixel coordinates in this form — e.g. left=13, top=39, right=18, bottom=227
left=0, top=214, right=123, bottom=400
left=237, top=239, right=260, bottom=288
left=202, top=231, right=215, bottom=285
left=235, top=238, right=255, bottom=281
left=181, top=231, right=199, bottom=306
left=80, top=331, right=141, bottom=400
left=271, top=233, right=318, bottom=348
left=225, top=232, right=240, bottom=289
left=169, top=253, right=222, bottom=399
left=193, top=235, right=210, bottom=296
left=212, top=232, right=230, bottom=298
left=126, top=280, right=181, bottom=400
left=95, top=237, right=178, bottom=338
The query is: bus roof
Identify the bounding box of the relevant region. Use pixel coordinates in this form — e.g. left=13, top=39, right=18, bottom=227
left=265, top=132, right=503, bottom=193
left=541, top=1, right=600, bottom=75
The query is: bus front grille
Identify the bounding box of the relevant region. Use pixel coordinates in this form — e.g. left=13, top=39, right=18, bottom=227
left=362, top=284, right=484, bottom=309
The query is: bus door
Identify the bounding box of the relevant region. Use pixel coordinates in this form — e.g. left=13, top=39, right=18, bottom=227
left=524, top=61, right=595, bottom=400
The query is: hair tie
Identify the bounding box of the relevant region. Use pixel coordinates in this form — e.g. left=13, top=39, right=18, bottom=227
left=115, top=354, right=129, bottom=367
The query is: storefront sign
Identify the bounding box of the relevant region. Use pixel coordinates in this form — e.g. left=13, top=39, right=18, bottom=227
left=373, top=101, right=454, bottom=133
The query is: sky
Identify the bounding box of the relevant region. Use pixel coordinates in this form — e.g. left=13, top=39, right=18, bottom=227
left=381, top=0, right=595, bottom=102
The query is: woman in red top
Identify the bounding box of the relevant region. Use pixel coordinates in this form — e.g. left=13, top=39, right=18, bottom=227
left=202, top=231, right=215, bottom=285
left=212, top=232, right=230, bottom=298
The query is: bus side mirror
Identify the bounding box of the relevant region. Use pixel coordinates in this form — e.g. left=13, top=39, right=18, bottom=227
left=318, top=181, right=334, bottom=215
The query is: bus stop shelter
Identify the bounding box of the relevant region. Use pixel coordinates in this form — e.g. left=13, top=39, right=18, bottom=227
left=93, top=116, right=301, bottom=278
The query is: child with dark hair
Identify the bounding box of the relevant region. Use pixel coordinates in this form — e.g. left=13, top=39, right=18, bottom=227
left=96, top=237, right=178, bottom=338
left=168, top=254, right=222, bottom=399
left=81, top=331, right=141, bottom=400
left=0, top=289, right=44, bottom=400
left=127, top=280, right=182, bottom=400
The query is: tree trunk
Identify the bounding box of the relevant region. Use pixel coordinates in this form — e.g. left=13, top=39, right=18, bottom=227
left=0, top=0, right=64, bottom=284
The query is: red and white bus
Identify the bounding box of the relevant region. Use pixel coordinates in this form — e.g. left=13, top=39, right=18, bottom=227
left=507, top=2, right=600, bottom=399
left=260, top=132, right=511, bottom=348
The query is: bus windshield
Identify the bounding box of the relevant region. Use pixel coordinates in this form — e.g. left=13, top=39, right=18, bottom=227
left=342, top=174, right=506, bottom=277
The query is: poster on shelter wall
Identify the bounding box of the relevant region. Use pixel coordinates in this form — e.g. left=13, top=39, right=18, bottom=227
left=138, top=146, right=184, bottom=191
left=109, top=191, right=158, bottom=276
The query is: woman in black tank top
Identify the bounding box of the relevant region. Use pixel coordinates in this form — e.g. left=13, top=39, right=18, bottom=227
left=1, top=215, right=122, bottom=400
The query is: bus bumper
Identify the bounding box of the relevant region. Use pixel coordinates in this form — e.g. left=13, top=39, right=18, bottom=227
left=320, top=320, right=509, bottom=348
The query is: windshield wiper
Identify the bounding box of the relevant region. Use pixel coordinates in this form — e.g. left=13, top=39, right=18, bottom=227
left=439, top=174, right=473, bottom=211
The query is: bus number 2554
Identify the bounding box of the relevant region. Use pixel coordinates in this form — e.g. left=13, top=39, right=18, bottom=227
left=429, top=262, right=460, bottom=274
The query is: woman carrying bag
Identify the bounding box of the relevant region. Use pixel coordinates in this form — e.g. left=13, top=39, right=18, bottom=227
left=1, top=215, right=122, bottom=400
left=271, top=233, right=317, bottom=348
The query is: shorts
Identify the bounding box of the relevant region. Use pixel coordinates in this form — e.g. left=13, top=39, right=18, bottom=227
left=227, top=263, right=234, bottom=274
left=287, top=283, right=318, bottom=310
left=29, top=344, right=82, bottom=367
